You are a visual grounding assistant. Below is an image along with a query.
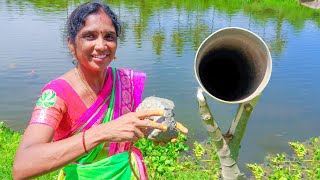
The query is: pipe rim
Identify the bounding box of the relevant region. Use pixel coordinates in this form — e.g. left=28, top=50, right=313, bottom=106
left=194, top=27, right=272, bottom=104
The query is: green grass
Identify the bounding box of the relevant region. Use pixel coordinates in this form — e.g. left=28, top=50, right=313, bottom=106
left=0, top=122, right=59, bottom=180
left=247, top=137, right=320, bottom=179
left=135, top=136, right=221, bottom=179
left=1, top=121, right=320, bottom=179
left=0, top=122, right=21, bottom=179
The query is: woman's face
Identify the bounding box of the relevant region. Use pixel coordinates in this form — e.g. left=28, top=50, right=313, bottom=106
left=69, top=9, right=117, bottom=73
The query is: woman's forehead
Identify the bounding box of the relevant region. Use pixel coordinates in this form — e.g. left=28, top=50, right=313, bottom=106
left=81, top=10, right=115, bottom=31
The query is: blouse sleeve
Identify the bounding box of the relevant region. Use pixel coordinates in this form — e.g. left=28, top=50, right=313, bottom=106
left=29, top=85, right=67, bottom=130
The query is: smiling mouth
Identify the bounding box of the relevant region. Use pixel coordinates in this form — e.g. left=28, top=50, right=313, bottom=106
left=93, top=55, right=107, bottom=59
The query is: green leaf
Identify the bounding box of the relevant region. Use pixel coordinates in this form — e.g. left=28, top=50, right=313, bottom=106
left=36, top=90, right=57, bottom=108
left=157, top=165, right=164, bottom=173
left=160, top=156, right=166, bottom=162
left=168, top=167, right=175, bottom=172
left=165, top=159, right=173, bottom=165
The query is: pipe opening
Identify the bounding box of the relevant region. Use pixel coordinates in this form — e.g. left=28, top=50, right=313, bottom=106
left=198, top=48, right=257, bottom=102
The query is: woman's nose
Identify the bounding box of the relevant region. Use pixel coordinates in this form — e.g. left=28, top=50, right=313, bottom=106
left=95, top=37, right=106, bottom=51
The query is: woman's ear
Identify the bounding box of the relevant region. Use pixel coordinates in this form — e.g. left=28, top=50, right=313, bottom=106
left=67, top=36, right=76, bottom=59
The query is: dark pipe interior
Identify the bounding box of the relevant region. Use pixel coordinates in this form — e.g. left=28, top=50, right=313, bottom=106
left=199, top=48, right=257, bottom=102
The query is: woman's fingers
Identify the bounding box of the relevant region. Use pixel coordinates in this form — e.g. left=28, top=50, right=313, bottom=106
left=105, top=111, right=167, bottom=142
left=170, top=138, right=177, bottom=143
left=148, top=120, right=167, bottom=131
left=133, top=127, right=145, bottom=139
left=136, top=119, right=167, bottom=131
left=133, top=110, right=167, bottom=131
left=134, top=111, right=188, bottom=133
left=110, top=110, right=191, bottom=143
left=176, top=122, right=188, bottom=133
left=135, top=110, right=164, bottom=119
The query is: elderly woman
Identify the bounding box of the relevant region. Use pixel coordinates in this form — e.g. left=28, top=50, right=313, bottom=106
left=13, top=1, right=169, bottom=179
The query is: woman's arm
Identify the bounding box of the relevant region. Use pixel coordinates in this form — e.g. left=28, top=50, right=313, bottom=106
left=13, top=123, right=105, bottom=179
left=12, top=110, right=165, bottom=180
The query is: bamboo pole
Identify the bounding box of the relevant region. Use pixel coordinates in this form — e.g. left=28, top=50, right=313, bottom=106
left=197, top=88, right=260, bottom=180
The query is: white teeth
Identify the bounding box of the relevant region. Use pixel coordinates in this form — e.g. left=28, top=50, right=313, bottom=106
left=94, top=55, right=106, bottom=59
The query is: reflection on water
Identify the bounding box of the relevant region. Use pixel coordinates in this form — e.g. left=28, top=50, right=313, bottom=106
left=1, top=0, right=320, bottom=175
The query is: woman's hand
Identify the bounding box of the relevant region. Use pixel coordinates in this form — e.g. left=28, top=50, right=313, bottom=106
left=153, top=121, right=188, bottom=146
left=100, top=110, right=167, bottom=143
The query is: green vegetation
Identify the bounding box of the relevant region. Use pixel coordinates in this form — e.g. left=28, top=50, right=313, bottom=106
left=247, top=137, right=320, bottom=179
left=135, top=135, right=221, bottom=179
left=0, top=122, right=21, bottom=179
left=135, top=133, right=190, bottom=178
left=1, top=121, right=320, bottom=179
left=0, top=122, right=59, bottom=180
left=1, top=0, right=319, bottom=179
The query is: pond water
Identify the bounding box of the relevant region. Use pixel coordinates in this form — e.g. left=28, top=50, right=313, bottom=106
left=0, top=0, right=319, bottom=174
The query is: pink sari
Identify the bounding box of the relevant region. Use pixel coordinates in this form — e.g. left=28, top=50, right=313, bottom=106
left=30, top=67, right=147, bottom=179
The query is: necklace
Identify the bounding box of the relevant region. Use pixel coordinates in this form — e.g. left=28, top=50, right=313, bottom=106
left=74, top=68, right=96, bottom=102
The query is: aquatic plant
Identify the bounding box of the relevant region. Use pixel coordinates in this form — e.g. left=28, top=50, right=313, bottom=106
left=0, top=122, right=60, bottom=180
left=1, top=121, right=320, bottom=179
left=0, top=122, right=22, bottom=179
left=247, top=137, right=320, bottom=179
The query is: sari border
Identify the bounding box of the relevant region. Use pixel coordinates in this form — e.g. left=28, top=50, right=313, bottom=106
left=67, top=67, right=113, bottom=136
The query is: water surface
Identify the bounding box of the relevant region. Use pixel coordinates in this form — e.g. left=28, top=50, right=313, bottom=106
left=0, top=0, right=319, bottom=174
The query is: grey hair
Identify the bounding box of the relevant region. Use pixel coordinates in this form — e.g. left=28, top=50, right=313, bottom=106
left=67, top=0, right=121, bottom=44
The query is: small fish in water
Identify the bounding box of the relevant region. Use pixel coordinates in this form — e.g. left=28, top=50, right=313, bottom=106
left=27, top=69, right=38, bottom=78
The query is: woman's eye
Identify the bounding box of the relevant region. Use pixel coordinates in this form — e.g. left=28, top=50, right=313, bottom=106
left=105, top=34, right=115, bottom=41
left=84, top=34, right=94, bottom=40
